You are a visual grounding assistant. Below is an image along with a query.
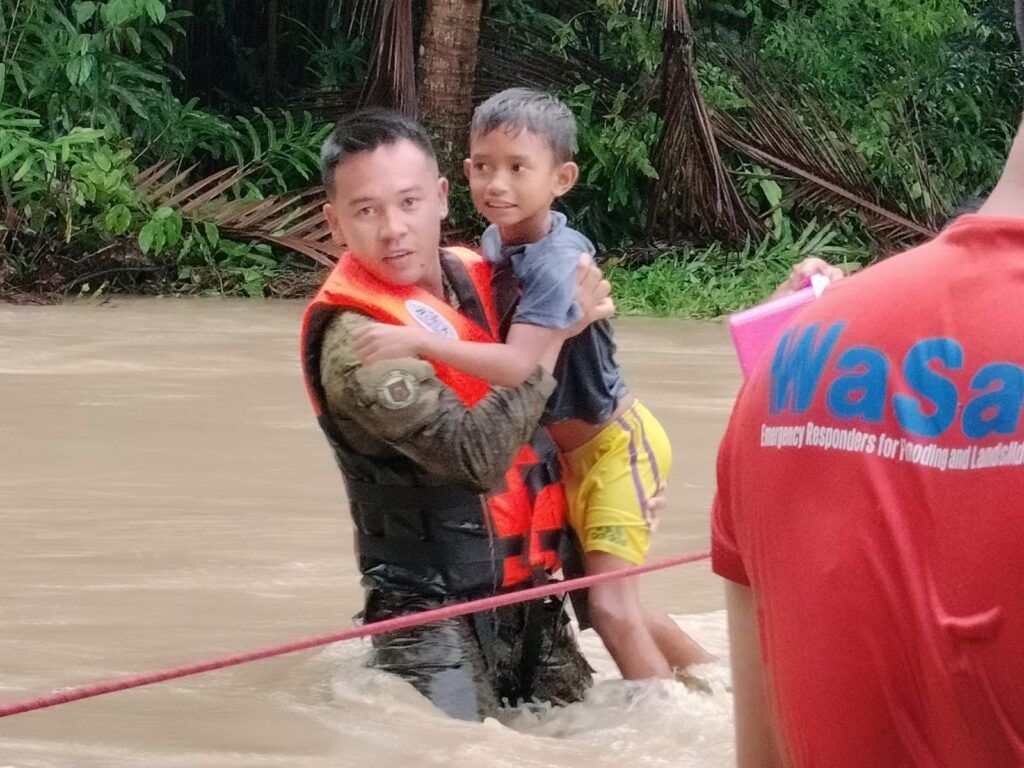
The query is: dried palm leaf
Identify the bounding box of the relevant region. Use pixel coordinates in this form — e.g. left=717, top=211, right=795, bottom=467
left=358, top=0, right=416, bottom=115
left=708, top=51, right=942, bottom=248
left=647, top=10, right=762, bottom=242
left=474, top=21, right=629, bottom=107
left=618, top=0, right=686, bottom=30
left=643, top=1, right=765, bottom=241
left=285, top=84, right=363, bottom=121
left=133, top=161, right=176, bottom=192
left=136, top=164, right=339, bottom=268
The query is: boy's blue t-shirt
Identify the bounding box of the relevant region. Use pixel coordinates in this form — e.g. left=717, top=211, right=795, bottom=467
left=481, top=212, right=628, bottom=425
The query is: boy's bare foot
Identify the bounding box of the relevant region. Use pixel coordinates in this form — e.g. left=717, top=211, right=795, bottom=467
left=675, top=664, right=733, bottom=695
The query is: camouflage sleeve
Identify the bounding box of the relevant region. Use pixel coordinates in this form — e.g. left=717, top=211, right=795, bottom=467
left=319, top=311, right=556, bottom=493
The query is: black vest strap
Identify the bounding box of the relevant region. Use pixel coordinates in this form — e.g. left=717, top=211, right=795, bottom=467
left=345, top=478, right=480, bottom=511
left=439, top=249, right=494, bottom=336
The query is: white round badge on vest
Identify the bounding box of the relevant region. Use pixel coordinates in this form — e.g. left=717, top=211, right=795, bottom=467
left=405, top=300, right=458, bottom=338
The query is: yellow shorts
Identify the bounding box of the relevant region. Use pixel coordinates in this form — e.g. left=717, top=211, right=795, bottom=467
left=560, top=401, right=672, bottom=566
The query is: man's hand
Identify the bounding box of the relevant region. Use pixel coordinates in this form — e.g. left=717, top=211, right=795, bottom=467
left=352, top=323, right=429, bottom=364
left=771, top=257, right=844, bottom=300
left=567, top=253, right=614, bottom=338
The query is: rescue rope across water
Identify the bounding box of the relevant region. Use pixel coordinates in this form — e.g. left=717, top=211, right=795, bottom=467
left=0, top=548, right=710, bottom=719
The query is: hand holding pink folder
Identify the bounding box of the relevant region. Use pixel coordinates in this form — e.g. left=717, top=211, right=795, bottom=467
left=729, top=274, right=830, bottom=379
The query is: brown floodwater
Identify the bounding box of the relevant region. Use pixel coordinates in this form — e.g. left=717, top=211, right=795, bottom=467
left=0, top=299, right=743, bottom=767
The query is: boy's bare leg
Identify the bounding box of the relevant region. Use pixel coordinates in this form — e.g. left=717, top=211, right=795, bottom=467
left=585, top=551, right=673, bottom=680
left=644, top=607, right=717, bottom=673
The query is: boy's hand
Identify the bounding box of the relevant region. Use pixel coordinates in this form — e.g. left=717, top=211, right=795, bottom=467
left=567, top=253, right=614, bottom=338
left=352, top=324, right=428, bottom=364
left=772, top=257, right=844, bottom=299
left=645, top=482, right=668, bottom=533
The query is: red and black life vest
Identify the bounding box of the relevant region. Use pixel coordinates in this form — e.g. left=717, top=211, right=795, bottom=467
left=300, top=247, right=570, bottom=594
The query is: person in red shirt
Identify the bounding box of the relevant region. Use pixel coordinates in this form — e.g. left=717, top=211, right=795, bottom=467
left=713, top=25, right=1024, bottom=768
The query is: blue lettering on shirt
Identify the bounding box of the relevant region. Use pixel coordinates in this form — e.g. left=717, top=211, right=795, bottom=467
left=827, top=346, right=889, bottom=423
left=963, top=363, right=1024, bottom=439
left=769, top=323, right=845, bottom=415
left=767, top=322, right=1024, bottom=440
left=893, top=338, right=962, bottom=438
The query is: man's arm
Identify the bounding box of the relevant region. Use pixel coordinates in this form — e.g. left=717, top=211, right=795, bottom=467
left=727, top=581, right=786, bottom=768
left=320, top=311, right=555, bottom=493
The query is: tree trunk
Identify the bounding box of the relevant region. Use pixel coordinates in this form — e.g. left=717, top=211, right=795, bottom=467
left=647, top=5, right=760, bottom=243
left=1016, top=0, right=1024, bottom=55
left=416, top=0, right=484, bottom=160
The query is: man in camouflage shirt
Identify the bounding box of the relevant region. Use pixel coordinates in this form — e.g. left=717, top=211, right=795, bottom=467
left=303, top=109, right=613, bottom=720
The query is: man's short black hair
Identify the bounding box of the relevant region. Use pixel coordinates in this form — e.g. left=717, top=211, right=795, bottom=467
left=320, top=108, right=437, bottom=195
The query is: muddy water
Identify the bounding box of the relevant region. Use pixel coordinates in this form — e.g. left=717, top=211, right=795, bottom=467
left=0, top=299, right=743, bottom=768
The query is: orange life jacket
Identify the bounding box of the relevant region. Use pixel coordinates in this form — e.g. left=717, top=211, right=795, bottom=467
left=300, top=247, right=568, bottom=593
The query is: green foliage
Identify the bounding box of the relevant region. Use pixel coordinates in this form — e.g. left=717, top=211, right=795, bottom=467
left=506, top=0, right=664, bottom=249
left=552, top=0, right=663, bottom=77
left=0, top=1, right=333, bottom=298
left=2, top=0, right=184, bottom=137
left=0, top=114, right=305, bottom=300
left=3, top=0, right=1022, bottom=311
left=753, top=0, right=1023, bottom=207
left=562, top=84, right=661, bottom=248
left=481, top=0, right=1020, bottom=260
left=234, top=109, right=333, bottom=195
left=0, top=110, right=139, bottom=249
left=172, top=221, right=287, bottom=298
left=606, top=220, right=868, bottom=318
left=305, top=29, right=369, bottom=89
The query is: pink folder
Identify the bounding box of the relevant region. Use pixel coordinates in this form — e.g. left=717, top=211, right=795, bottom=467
left=729, top=276, right=828, bottom=379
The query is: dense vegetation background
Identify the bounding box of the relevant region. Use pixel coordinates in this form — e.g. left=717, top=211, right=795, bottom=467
left=1, top=0, right=1021, bottom=314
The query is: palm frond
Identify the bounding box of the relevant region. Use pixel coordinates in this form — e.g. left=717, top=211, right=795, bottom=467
left=344, top=0, right=381, bottom=36
left=359, top=0, right=416, bottom=114
left=134, top=161, right=177, bottom=192
left=136, top=165, right=339, bottom=268
left=615, top=0, right=688, bottom=32
left=474, top=18, right=633, bottom=107
left=134, top=162, right=473, bottom=269
left=648, top=12, right=762, bottom=242
left=708, top=50, right=942, bottom=248
left=285, top=85, right=364, bottom=121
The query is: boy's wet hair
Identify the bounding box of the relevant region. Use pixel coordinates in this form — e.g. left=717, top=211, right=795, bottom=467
left=321, top=108, right=436, bottom=195
left=471, top=88, right=577, bottom=163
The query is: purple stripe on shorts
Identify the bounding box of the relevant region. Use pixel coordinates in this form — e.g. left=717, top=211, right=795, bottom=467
left=635, top=408, right=662, bottom=490
left=616, top=414, right=650, bottom=526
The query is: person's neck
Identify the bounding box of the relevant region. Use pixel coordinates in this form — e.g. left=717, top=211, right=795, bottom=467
left=416, top=250, right=446, bottom=300
left=979, top=124, right=1024, bottom=219
left=498, top=208, right=553, bottom=246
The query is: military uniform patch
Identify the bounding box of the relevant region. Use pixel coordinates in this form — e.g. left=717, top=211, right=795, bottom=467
left=378, top=369, right=418, bottom=410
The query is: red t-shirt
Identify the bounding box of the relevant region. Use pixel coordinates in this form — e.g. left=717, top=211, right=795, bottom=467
left=713, top=215, right=1024, bottom=767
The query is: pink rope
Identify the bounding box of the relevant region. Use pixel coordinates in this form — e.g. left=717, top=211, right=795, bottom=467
left=0, top=549, right=711, bottom=718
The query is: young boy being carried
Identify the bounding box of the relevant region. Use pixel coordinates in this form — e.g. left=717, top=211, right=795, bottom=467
left=355, top=88, right=713, bottom=680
